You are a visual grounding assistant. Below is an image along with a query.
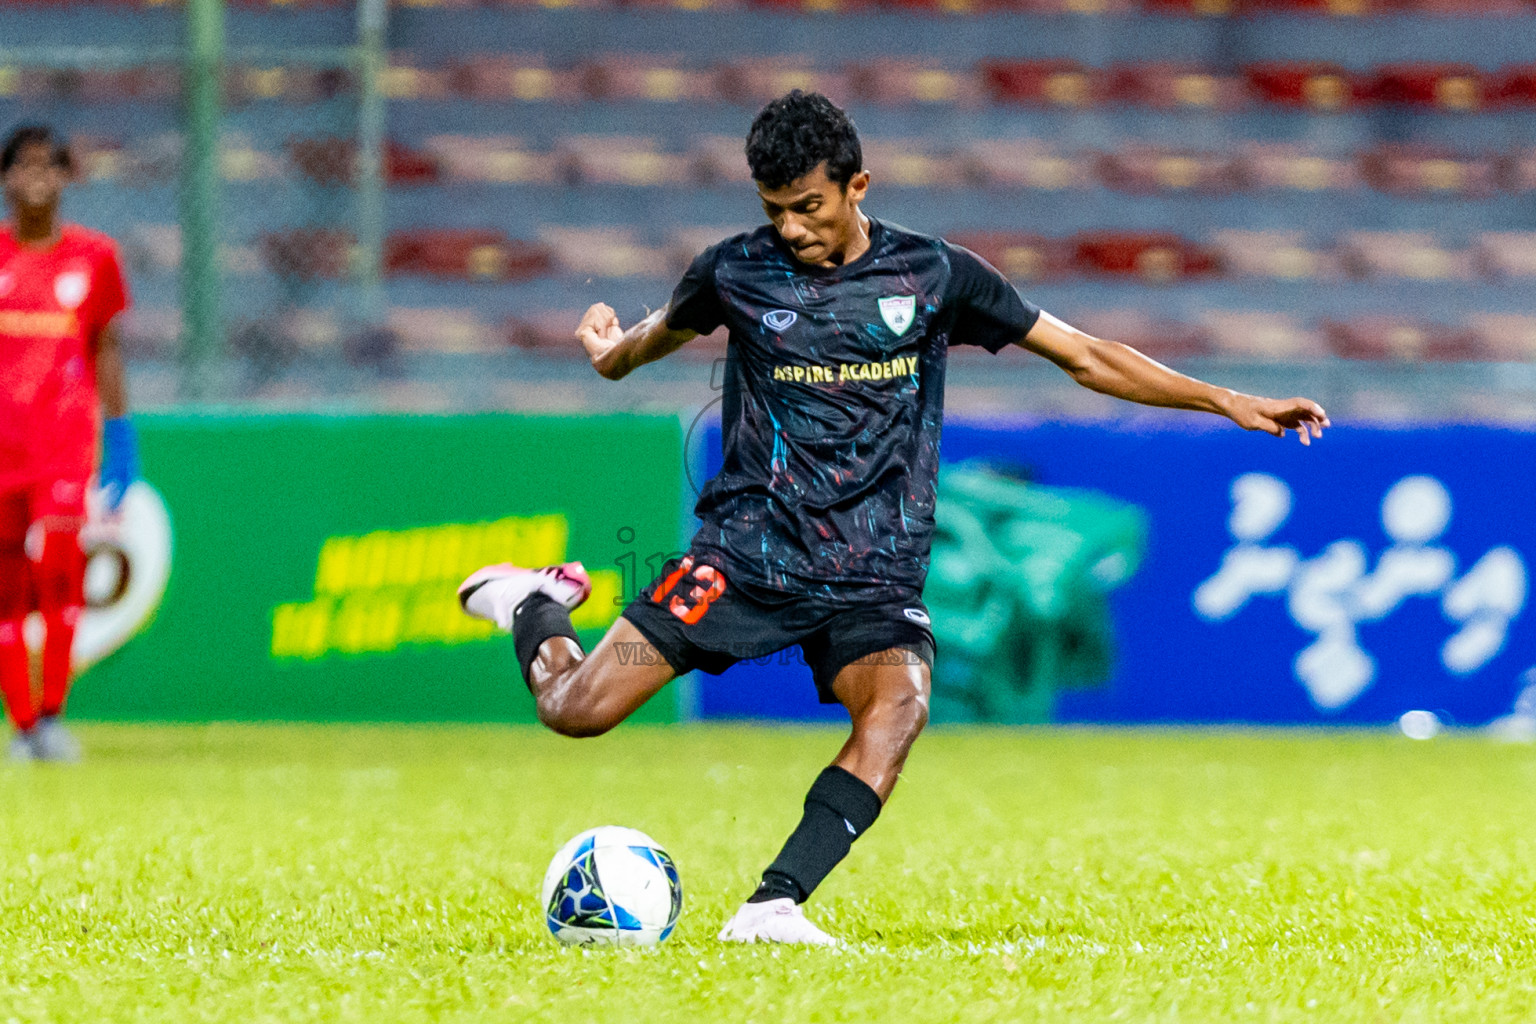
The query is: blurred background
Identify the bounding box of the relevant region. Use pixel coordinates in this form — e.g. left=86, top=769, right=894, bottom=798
left=5, top=0, right=1534, bottom=729
left=5, top=0, right=1536, bottom=417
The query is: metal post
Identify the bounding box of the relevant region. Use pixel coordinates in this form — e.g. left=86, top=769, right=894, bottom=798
left=355, top=0, right=387, bottom=326
left=180, top=0, right=224, bottom=399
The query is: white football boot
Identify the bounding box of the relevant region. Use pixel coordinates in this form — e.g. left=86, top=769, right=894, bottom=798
left=8, top=730, right=37, bottom=763
left=717, top=898, right=841, bottom=947
left=457, top=561, right=592, bottom=632
left=32, top=717, right=82, bottom=763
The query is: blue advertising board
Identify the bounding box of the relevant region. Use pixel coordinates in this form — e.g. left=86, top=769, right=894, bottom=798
left=693, top=421, right=1535, bottom=726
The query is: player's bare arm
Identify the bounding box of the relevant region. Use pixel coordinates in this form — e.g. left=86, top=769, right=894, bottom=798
left=1021, top=310, right=1331, bottom=446
left=575, top=303, right=696, bottom=380
left=94, top=319, right=128, bottom=419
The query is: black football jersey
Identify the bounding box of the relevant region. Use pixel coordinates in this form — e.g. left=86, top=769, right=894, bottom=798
left=667, top=217, right=1040, bottom=600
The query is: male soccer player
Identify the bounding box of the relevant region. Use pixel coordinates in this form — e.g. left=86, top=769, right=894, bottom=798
left=460, top=92, right=1328, bottom=944
left=0, top=124, right=136, bottom=762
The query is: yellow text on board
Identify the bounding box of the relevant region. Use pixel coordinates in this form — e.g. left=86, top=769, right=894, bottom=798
left=271, top=514, right=620, bottom=659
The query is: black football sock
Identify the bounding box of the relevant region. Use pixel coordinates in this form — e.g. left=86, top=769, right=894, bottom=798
left=512, top=593, right=582, bottom=689
left=748, top=766, right=883, bottom=904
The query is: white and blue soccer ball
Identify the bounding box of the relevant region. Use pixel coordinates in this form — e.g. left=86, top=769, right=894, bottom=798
left=540, top=826, right=682, bottom=947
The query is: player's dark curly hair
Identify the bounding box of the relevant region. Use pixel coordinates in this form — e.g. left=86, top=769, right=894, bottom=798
left=1, top=124, right=72, bottom=174
left=745, top=91, right=862, bottom=190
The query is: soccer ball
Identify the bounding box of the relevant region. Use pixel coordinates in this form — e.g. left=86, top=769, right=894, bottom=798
left=540, top=826, right=682, bottom=947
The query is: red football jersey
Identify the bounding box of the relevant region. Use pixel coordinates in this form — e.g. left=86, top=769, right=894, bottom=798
left=0, top=223, right=129, bottom=499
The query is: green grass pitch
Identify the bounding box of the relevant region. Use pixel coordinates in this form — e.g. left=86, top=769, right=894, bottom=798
left=3, top=724, right=1536, bottom=1023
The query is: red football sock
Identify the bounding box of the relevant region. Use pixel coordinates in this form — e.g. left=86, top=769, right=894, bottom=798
left=0, top=544, right=36, bottom=730
left=0, top=617, right=34, bottom=732
left=34, top=531, right=83, bottom=719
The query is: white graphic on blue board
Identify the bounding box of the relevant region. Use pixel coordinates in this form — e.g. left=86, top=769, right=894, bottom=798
left=1194, top=473, right=1528, bottom=711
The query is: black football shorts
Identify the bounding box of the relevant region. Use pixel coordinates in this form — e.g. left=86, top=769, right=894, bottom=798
left=620, top=554, right=936, bottom=704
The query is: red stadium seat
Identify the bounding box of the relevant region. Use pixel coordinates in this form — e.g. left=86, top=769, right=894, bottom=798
left=1496, top=66, right=1536, bottom=108
left=1105, top=63, right=1246, bottom=110
left=386, top=141, right=440, bottom=185
left=1141, top=0, right=1239, bottom=15
left=947, top=232, right=1074, bottom=282
left=848, top=60, right=980, bottom=106
left=578, top=56, right=720, bottom=103
left=716, top=59, right=852, bottom=106
left=1244, top=62, right=1365, bottom=111
left=1016, top=0, right=1140, bottom=10
left=979, top=60, right=1104, bottom=108
left=272, top=65, right=354, bottom=102
left=444, top=56, right=580, bottom=102
left=1468, top=315, right=1536, bottom=363
left=288, top=138, right=439, bottom=186
left=287, top=137, right=347, bottom=186
left=540, top=227, right=669, bottom=278
left=1239, top=0, right=1386, bottom=13
left=1401, top=0, right=1529, bottom=12
left=959, top=140, right=1095, bottom=191
left=963, top=142, right=1079, bottom=190
left=1359, top=146, right=1501, bottom=198
left=1073, top=310, right=1212, bottom=361
left=1504, top=149, right=1536, bottom=192
left=387, top=309, right=496, bottom=355
left=1338, top=232, right=1474, bottom=281
left=1238, top=144, right=1361, bottom=192
left=423, top=136, right=560, bottom=185
left=554, top=136, right=690, bottom=187
left=505, top=311, right=583, bottom=354
left=1210, top=231, right=1339, bottom=281
left=380, top=60, right=450, bottom=101
left=1098, top=147, right=1240, bottom=194
left=1324, top=318, right=1485, bottom=362
left=1071, top=232, right=1220, bottom=282
left=1370, top=63, right=1488, bottom=111
left=862, top=140, right=964, bottom=187
left=385, top=230, right=553, bottom=281
left=745, top=0, right=878, bottom=11
left=1476, top=233, right=1536, bottom=280
left=1201, top=312, right=1329, bottom=361
left=688, top=135, right=754, bottom=185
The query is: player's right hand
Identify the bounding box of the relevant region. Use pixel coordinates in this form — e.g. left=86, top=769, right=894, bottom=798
left=576, top=303, right=624, bottom=374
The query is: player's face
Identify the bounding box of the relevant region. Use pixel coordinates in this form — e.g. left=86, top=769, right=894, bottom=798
left=757, top=163, right=871, bottom=268
left=2, top=142, right=68, bottom=215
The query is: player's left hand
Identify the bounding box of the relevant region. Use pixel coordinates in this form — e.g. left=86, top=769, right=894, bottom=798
left=576, top=303, right=625, bottom=373
left=1226, top=395, right=1330, bottom=446
left=100, top=416, right=139, bottom=512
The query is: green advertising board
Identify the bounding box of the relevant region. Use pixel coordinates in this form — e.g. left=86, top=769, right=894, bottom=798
left=71, top=413, right=687, bottom=722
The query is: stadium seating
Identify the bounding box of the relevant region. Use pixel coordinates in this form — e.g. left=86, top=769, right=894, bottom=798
left=5, top=0, right=1535, bottom=374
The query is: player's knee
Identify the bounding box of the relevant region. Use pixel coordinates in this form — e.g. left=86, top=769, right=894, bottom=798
left=534, top=665, right=626, bottom=738
left=537, top=700, right=621, bottom=739
left=858, top=689, right=929, bottom=747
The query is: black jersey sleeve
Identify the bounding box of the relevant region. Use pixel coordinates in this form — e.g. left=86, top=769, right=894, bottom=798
left=666, top=243, right=727, bottom=335
left=943, top=242, right=1042, bottom=354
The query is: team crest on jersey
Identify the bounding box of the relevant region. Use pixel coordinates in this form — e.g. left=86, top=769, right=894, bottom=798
left=54, top=271, right=89, bottom=310
left=763, top=309, right=798, bottom=332
left=878, top=295, right=916, bottom=337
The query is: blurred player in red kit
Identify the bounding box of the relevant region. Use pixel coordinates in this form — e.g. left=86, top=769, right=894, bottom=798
left=0, top=124, right=136, bottom=762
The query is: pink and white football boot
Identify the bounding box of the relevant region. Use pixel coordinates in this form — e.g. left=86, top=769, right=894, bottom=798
left=457, top=561, right=592, bottom=632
